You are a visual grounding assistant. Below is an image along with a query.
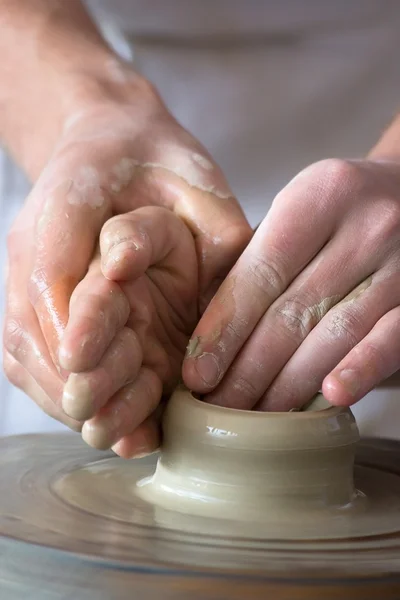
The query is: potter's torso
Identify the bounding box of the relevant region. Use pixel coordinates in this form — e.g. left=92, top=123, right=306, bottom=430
left=1, top=1, right=400, bottom=435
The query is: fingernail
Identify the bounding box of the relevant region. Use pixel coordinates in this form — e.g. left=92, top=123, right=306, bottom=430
left=132, top=448, right=159, bottom=459
left=335, top=369, right=360, bottom=396
left=62, top=375, right=94, bottom=421
left=82, top=420, right=114, bottom=450
left=195, top=352, right=221, bottom=388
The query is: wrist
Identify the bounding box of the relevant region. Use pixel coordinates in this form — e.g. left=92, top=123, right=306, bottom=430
left=0, top=0, right=158, bottom=179
left=3, top=57, right=156, bottom=180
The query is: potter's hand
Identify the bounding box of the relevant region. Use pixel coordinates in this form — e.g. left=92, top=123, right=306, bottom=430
left=3, top=75, right=250, bottom=440
left=61, top=207, right=197, bottom=457
left=183, top=158, right=400, bottom=410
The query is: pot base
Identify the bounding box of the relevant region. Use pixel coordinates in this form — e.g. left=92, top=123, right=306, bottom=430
left=57, top=451, right=400, bottom=541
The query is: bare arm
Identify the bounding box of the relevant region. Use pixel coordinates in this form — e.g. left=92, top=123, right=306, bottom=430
left=0, top=0, right=147, bottom=179
left=369, top=111, right=400, bottom=162
left=1, top=0, right=252, bottom=447
left=368, top=114, right=400, bottom=389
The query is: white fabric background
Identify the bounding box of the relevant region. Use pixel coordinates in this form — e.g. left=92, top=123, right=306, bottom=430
left=1, top=2, right=399, bottom=436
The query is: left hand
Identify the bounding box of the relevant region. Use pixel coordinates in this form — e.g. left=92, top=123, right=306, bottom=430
left=5, top=206, right=198, bottom=457
left=183, top=158, right=400, bottom=411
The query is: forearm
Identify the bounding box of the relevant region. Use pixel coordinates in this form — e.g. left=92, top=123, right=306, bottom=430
left=369, top=111, right=400, bottom=161
left=0, top=0, right=146, bottom=179
left=369, top=113, right=400, bottom=389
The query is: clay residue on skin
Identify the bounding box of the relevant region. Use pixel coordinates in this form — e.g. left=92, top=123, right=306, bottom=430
left=323, top=277, right=373, bottom=340
left=279, top=294, right=341, bottom=336
left=66, top=167, right=105, bottom=208
left=107, top=154, right=231, bottom=200
left=186, top=328, right=221, bottom=359
left=216, top=274, right=238, bottom=307
left=279, top=276, right=373, bottom=337
left=216, top=339, right=227, bottom=353
left=338, top=276, right=373, bottom=305
left=82, top=420, right=114, bottom=451
left=191, top=152, right=214, bottom=171
left=132, top=160, right=231, bottom=199
left=110, top=158, right=137, bottom=194
left=186, top=336, right=203, bottom=358
left=62, top=375, right=94, bottom=421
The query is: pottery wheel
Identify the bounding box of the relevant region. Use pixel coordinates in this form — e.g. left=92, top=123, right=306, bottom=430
left=1, top=433, right=400, bottom=599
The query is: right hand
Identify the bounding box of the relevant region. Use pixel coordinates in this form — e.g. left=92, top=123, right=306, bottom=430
left=3, top=67, right=251, bottom=438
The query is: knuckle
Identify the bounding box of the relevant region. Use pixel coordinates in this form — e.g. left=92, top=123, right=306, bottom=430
left=232, top=375, right=259, bottom=400
left=356, top=341, right=387, bottom=373
left=114, top=328, right=141, bottom=372
left=248, top=256, right=286, bottom=299
left=314, top=158, right=361, bottom=188
left=273, top=298, right=319, bottom=338
left=119, top=326, right=138, bottom=347
left=27, top=267, right=49, bottom=306
left=324, top=308, right=361, bottom=347
left=3, top=318, right=25, bottom=358
left=225, top=316, right=249, bottom=342
left=3, top=352, right=23, bottom=387
left=72, top=285, right=129, bottom=330
left=370, top=201, right=400, bottom=244
left=298, top=159, right=363, bottom=201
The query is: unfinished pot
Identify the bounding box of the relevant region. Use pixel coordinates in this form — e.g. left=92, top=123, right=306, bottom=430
left=2, top=392, right=400, bottom=599
left=137, top=386, right=361, bottom=521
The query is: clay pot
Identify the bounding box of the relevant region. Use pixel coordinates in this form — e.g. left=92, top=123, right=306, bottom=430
left=138, top=386, right=360, bottom=520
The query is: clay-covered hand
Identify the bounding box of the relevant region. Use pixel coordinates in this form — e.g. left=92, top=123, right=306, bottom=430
left=3, top=73, right=251, bottom=441
left=183, top=159, right=400, bottom=410
left=9, top=206, right=198, bottom=457
left=65, top=207, right=198, bottom=457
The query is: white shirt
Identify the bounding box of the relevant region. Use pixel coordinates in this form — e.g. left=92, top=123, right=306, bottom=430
left=1, top=1, right=400, bottom=436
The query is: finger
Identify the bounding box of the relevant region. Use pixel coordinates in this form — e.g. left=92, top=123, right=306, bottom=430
left=29, top=165, right=112, bottom=366
left=258, top=268, right=399, bottom=411
left=113, top=136, right=252, bottom=304
left=3, top=352, right=81, bottom=431
left=101, top=207, right=198, bottom=338
left=100, top=206, right=197, bottom=288
left=62, top=327, right=143, bottom=421
left=5, top=232, right=65, bottom=407
left=81, top=367, right=162, bottom=451
left=205, top=236, right=375, bottom=410
left=4, top=312, right=64, bottom=403
left=323, top=306, right=400, bottom=406
left=160, top=132, right=254, bottom=297
left=183, top=160, right=349, bottom=393
left=59, top=257, right=130, bottom=372
left=112, top=416, right=160, bottom=459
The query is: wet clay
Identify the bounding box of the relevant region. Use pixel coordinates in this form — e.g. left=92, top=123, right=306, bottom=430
left=52, top=387, right=400, bottom=542
left=137, top=386, right=361, bottom=523
left=2, top=433, right=400, bottom=599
